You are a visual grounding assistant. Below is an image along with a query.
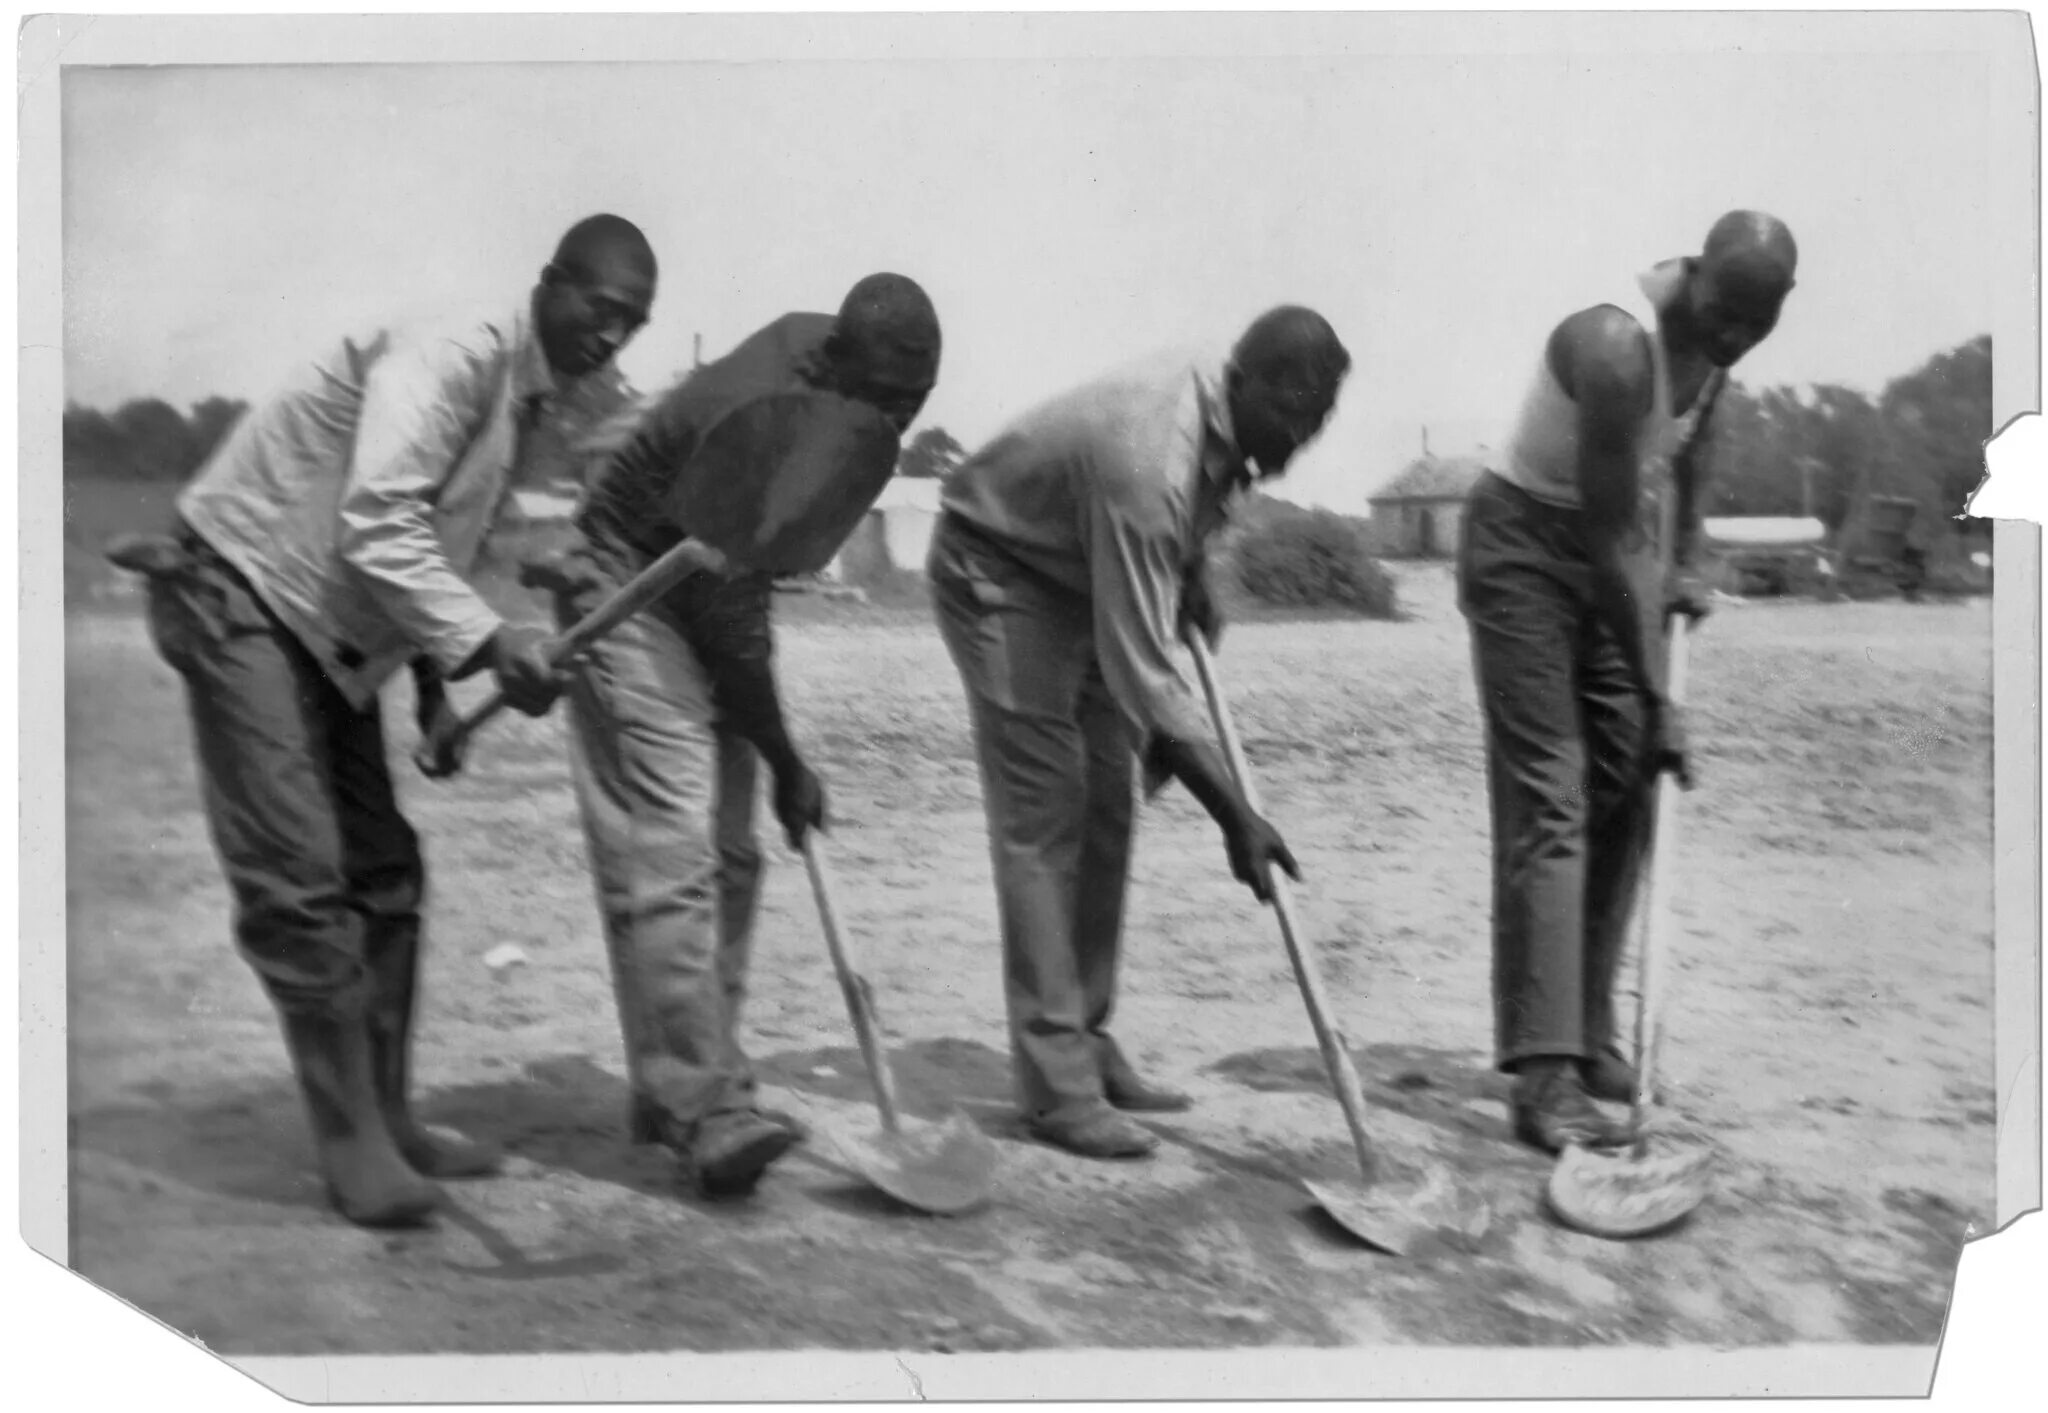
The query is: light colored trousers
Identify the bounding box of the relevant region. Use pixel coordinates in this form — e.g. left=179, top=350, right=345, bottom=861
left=558, top=589, right=767, bottom=1134
left=928, top=515, right=1141, bottom=1121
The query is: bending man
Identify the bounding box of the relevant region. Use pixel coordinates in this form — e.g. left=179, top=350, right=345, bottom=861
left=932, top=307, right=1351, bottom=1160
left=140, top=215, right=656, bottom=1226
left=1457, top=211, right=1796, bottom=1151
left=558, top=274, right=942, bottom=1199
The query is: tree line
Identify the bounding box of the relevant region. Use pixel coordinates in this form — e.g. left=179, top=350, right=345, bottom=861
left=61, top=395, right=974, bottom=486
left=61, top=335, right=1992, bottom=541
left=1701, top=335, right=1991, bottom=542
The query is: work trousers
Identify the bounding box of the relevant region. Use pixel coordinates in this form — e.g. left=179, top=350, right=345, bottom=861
left=1456, top=472, right=1659, bottom=1071
left=143, top=529, right=424, bottom=1018
left=556, top=563, right=767, bottom=1137
left=928, top=515, right=1140, bottom=1121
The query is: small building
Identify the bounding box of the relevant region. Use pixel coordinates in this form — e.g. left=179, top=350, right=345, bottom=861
left=1701, top=515, right=1830, bottom=598
left=1366, top=452, right=1487, bottom=559
left=829, top=475, right=945, bottom=584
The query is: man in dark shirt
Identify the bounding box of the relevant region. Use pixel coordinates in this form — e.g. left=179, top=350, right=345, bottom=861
left=557, top=273, right=941, bottom=1198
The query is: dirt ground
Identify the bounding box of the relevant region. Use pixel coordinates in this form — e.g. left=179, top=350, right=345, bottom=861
left=62, top=564, right=1997, bottom=1355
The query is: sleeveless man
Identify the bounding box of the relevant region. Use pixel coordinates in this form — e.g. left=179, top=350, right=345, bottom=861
left=1457, top=211, right=1797, bottom=1151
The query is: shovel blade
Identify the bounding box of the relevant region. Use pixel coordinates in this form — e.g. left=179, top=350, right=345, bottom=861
left=1546, top=1135, right=1714, bottom=1239
left=1305, top=1171, right=1494, bottom=1257
left=831, top=1111, right=1000, bottom=1216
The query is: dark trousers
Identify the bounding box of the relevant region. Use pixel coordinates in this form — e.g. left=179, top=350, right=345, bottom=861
left=928, top=516, right=1138, bottom=1120
left=1456, top=473, right=1657, bottom=1071
left=143, top=532, right=424, bottom=1017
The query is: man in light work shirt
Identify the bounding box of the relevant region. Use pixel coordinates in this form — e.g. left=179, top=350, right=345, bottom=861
left=553, top=274, right=942, bottom=1199
left=1457, top=211, right=1795, bottom=1152
left=931, top=307, right=1351, bottom=1160
left=140, top=215, right=655, bottom=1227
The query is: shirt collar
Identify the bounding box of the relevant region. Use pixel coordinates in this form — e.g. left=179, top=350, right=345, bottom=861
left=512, top=303, right=562, bottom=412
left=1640, top=258, right=1690, bottom=317
left=1193, top=359, right=1248, bottom=489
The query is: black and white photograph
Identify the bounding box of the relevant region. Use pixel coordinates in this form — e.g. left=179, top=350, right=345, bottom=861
left=16, top=8, right=2041, bottom=1404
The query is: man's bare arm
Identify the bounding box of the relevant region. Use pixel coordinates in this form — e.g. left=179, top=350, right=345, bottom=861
left=1552, top=306, right=1665, bottom=707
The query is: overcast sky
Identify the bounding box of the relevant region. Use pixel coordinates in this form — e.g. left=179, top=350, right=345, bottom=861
left=62, top=28, right=2016, bottom=511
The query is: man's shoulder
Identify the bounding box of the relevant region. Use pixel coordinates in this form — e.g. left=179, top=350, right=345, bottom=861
left=359, top=300, right=524, bottom=372
left=724, top=311, right=835, bottom=369
left=1547, top=303, right=1652, bottom=398
left=1029, top=346, right=1214, bottom=430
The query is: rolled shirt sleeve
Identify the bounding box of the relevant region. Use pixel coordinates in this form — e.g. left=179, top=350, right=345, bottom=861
left=336, top=330, right=507, bottom=676
left=1079, top=426, right=1213, bottom=763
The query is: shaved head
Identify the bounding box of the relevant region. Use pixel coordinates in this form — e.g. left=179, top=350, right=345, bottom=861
left=1227, top=305, right=1350, bottom=476
left=1231, top=305, right=1352, bottom=394
left=550, top=213, right=658, bottom=286
left=835, top=272, right=941, bottom=363
left=1668, top=209, right=1799, bottom=368
left=534, top=213, right=658, bottom=379
left=1700, top=210, right=1797, bottom=300
left=823, top=272, right=942, bottom=431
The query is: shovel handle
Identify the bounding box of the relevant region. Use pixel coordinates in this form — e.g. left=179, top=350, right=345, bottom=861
left=801, top=833, right=904, bottom=1133
left=411, top=537, right=719, bottom=776
left=1630, top=617, right=1691, bottom=1122
left=1186, top=633, right=1384, bottom=1187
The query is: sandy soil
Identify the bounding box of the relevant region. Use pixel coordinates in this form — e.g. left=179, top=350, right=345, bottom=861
left=62, top=565, right=1996, bottom=1354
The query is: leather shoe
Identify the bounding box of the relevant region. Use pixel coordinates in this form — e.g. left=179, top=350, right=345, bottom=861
left=1579, top=1046, right=1638, bottom=1105
left=1026, top=1104, right=1158, bottom=1160
left=690, top=1111, right=798, bottom=1198
left=1104, top=1071, right=1193, bottom=1113
left=1100, top=1039, right=1194, bottom=1113
left=1511, top=1060, right=1637, bottom=1155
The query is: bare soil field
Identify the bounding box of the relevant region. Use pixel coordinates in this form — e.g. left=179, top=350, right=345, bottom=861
left=62, top=565, right=1996, bottom=1355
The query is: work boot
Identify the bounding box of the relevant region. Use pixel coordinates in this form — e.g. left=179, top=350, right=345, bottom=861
left=1102, top=1057, right=1193, bottom=1114
left=366, top=936, right=501, bottom=1178
left=1026, top=1102, right=1159, bottom=1160
left=1578, top=1045, right=1638, bottom=1105
left=634, top=1092, right=808, bottom=1146
left=278, top=1007, right=442, bottom=1228
left=1510, top=1058, right=1637, bottom=1155
left=689, top=1110, right=798, bottom=1199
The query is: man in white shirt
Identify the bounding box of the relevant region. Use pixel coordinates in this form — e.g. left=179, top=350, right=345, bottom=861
left=142, top=214, right=654, bottom=1227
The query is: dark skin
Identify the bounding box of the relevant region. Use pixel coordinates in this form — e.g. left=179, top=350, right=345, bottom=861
left=695, top=327, right=943, bottom=849
left=533, top=243, right=658, bottom=382
left=1156, top=355, right=1347, bottom=902
left=435, top=229, right=660, bottom=728
left=1550, top=222, right=1795, bottom=789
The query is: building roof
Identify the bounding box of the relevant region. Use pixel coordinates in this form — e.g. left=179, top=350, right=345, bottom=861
left=1702, top=516, right=1827, bottom=547
left=1370, top=453, right=1487, bottom=503
left=873, top=475, right=945, bottom=512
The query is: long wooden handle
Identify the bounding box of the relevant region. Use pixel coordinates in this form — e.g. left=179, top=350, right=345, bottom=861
left=1186, top=633, right=1383, bottom=1187
left=1630, top=618, right=1691, bottom=1122
left=413, top=538, right=717, bottom=775
left=802, top=833, right=903, bottom=1133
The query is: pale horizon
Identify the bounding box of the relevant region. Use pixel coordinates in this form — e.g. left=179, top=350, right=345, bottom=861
left=62, top=39, right=2010, bottom=511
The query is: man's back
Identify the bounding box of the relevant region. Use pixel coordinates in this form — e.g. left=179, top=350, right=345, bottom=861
left=940, top=348, right=1225, bottom=597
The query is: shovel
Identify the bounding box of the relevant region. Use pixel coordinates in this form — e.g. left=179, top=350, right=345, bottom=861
left=1547, top=616, right=1716, bottom=1238
left=799, top=832, right=1001, bottom=1215
left=1187, top=632, right=1491, bottom=1256
left=411, top=385, right=904, bottom=776
left=412, top=536, right=717, bottom=776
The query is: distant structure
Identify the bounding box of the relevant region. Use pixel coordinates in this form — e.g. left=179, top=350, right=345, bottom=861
left=828, top=475, right=944, bottom=584
left=1368, top=429, right=1488, bottom=559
